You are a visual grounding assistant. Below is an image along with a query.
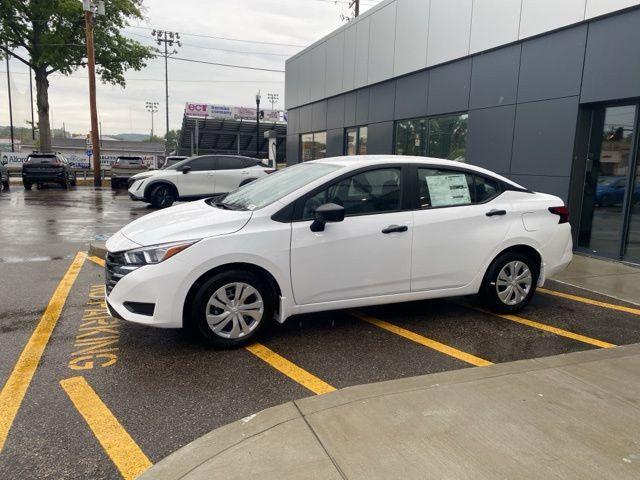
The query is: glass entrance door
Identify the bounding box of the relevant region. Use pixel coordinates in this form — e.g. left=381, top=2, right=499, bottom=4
left=625, top=157, right=640, bottom=262
left=578, top=105, right=638, bottom=261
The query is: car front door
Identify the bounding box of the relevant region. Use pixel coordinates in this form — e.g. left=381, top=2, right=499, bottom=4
left=176, top=156, right=217, bottom=196
left=290, top=167, right=412, bottom=305
left=210, top=157, right=251, bottom=194
left=410, top=167, right=512, bottom=291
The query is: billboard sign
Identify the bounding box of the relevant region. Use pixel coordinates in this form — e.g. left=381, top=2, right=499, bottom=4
left=184, top=102, right=285, bottom=122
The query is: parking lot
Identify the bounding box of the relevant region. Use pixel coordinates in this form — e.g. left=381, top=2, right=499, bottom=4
left=1, top=186, right=640, bottom=479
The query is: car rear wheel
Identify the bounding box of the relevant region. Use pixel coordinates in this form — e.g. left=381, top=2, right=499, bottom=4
left=23, top=181, right=32, bottom=190
left=481, top=252, right=538, bottom=313
left=70, top=174, right=77, bottom=187
left=190, top=270, right=275, bottom=348
left=149, top=184, right=176, bottom=208
left=2, top=180, right=9, bottom=190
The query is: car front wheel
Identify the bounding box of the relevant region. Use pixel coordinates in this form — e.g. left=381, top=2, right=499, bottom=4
left=190, top=270, right=275, bottom=348
left=481, top=252, right=538, bottom=313
left=149, top=184, right=176, bottom=208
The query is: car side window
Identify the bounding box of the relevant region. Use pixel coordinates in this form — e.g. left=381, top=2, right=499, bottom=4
left=418, top=168, right=502, bottom=208
left=302, top=168, right=401, bottom=220
left=216, top=157, right=243, bottom=170
left=473, top=175, right=501, bottom=203
left=187, top=156, right=217, bottom=171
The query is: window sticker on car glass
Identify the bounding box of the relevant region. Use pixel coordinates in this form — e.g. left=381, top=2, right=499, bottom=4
left=426, top=174, right=471, bottom=207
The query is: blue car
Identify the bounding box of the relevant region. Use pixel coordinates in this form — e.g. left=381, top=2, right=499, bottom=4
left=596, top=176, right=640, bottom=207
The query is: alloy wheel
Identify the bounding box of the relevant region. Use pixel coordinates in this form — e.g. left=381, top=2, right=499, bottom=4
left=205, top=282, right=264, bottom=339
left=496, top=260, right=532, bottom=306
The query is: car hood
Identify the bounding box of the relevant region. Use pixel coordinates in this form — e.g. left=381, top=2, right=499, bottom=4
left=110, top=200, right=253, bottom=249
left=130, top=170, right=164, bottom=180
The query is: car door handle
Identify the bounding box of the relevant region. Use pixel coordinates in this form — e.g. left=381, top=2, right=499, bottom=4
left=382, top=225, right=408, bottom=234
left=486, top=209, right=507, bottom=217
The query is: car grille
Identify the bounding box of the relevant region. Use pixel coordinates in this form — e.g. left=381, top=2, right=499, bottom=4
left=105, top=252, right=138, bottom=295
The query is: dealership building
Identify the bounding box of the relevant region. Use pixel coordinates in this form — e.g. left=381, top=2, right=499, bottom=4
left=284, top=0, right=640, bottom=264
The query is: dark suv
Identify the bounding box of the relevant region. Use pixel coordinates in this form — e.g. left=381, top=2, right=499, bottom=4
left=22, top=153, right=77, bottom=190
left=1, top=157, right=9, bottom=190
left=111, top=156, right=148, bottom=189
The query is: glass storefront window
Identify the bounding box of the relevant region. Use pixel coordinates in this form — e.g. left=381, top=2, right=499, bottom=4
left=357, top=126, right=368, bottom=155
left=428, top=114, right=468, bottom=161
left=300, top=131, right=327, bottom=161
left=395, top=118, right=427, bottom=156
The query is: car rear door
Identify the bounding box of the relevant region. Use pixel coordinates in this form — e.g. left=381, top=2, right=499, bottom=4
left=290, top=167, right=412, bottom=304
left=175, top=156, right=217, bottom=196
left=410, top=166, right=512, bottom=291
left=210, top=157, right=251, bottom=194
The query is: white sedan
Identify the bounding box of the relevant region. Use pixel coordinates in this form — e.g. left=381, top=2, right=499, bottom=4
left=128, top=154, right=274, bottom=208
left=105, top=156, right=572, bottom=348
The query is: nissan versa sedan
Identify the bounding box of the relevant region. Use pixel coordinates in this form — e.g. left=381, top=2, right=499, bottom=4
left=105, top=156, right=572, bottom=348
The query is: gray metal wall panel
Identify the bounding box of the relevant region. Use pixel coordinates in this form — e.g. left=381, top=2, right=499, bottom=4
left=344, top=92, right=357, bottom=126
left=367, top=121, right=394, bottom=154
left=467, top=105, right=516, bottom=175
left=394, top=70, right=429, bottom=120
left=326, top=32, right=345, bottom=97
left=581, top=9, right=640, bottom=103
left=519, top=0, right=586, bottom=39
left=427, top=58, right=472, bottom=115
left=354, top=17, right=371, bottom=88
left=287, top=108, right=300, bottom=135
left=299, top=104, right=313, bottom=133
left=394, top=0, right=430, bottom=76
left=470, top=44, right=521, bottom=110
left=285, top=59, right=297, bottom=110
left=368, top=2, right=397, bottom=84
left=327, top=95, right=345, bottom=130
left=310, top=44, right=327, bottom=103
left=518, top=25, right=587, bottom=103
left=509, top=174, right=571, bottom=202
left=369, top=81, right=396, bottom=123
left=427, top=0, right=472, bottom=67
left=470, top=0, right=521, bottom=53
left=286, top=134, right=300, bottom=165
left=297, top=53, right=312, bottom=106
left=511, top=96, right=579, bottom=177
left=326, top=128, right=343, bottom=157
left=342, top=25, right=357, bottom=92
left=356, top=88, right=370, bottom=125
left=312, top=101, right=327, bottom=132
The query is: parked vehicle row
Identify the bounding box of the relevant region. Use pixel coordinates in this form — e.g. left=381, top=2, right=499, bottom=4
left=22, top=153, right=77, bottom=190
left=127, top=154, right=275, bottom=208
left=105, top=155, right=573, bottom=348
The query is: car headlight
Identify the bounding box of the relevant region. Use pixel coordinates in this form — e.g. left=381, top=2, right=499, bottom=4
left=133, top=174, right=153, bottom=181
left=123, top=240, right=198, bottom=265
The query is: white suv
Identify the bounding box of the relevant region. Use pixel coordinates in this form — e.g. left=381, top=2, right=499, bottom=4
left=106, top=156, right=573, bottom=348
left=128, top=155, right=274, bottom=208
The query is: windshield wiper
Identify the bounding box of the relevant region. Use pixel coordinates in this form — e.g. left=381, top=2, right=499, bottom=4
left=209, top=198, right=246, bottom=211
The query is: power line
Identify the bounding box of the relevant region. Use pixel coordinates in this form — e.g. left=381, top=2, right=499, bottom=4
left=0, top=70, right=284, bottom=83
left=168, top=56, right=285, bottom=73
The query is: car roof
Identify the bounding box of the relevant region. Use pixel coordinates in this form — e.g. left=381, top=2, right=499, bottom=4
left=309, top=155, right=526, bottom=190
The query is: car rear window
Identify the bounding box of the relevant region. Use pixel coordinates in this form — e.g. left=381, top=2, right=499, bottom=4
left=27, top=155, right=58, bottom=164
left=115, top=157, right=143, bottom=165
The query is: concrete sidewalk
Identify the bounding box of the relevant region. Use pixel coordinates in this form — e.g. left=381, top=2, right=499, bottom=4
left=140, top=343, right=640, bottom=480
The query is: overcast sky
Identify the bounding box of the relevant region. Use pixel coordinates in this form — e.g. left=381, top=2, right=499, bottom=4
left=0, top=0, right=378, bottom=138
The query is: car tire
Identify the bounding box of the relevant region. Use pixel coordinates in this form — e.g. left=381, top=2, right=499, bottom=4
left=2, top=180, right=9, bottom=190
left=111, top=179, right=119, bottom=190
left=62, top=176, right=70, bottom=189
left=23, top=181, right=32, bottom=190
left=480, top=252, right=539, bottom=314
left=70, top=175, right=77, bottom=187
left=149, top=184, right=176, bottom=208
left=189, top=269, right=275, bottom=348
left=239, top=178, right=257, bottom=187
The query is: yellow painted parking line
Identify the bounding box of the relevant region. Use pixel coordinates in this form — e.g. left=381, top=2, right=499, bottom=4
left=88, top=255, right=105, bottom=267
left=539, top=287, right=640, bottom=316
left=60, top=376, right=152, bottom=480
left=352, top=312, right=493, bottom=367
left=245, top=343, right=336, bottom=395
left=0, top=251, right=87, bottom=453
left=470, top=306, right=616, bottom=349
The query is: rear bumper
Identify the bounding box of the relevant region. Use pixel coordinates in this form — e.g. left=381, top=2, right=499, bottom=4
left=540, top=226, right=573, bottom=284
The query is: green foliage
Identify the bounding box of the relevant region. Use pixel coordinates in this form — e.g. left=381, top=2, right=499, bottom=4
left=0, top=0, right=154, bottom=85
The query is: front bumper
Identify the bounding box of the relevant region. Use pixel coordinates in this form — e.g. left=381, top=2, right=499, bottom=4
left=105, top=254, right=192, bottom=328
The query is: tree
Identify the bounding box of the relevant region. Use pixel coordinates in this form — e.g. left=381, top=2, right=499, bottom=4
left=164, top=128, right=181, bottom=153
left=0, top=0, right=154, bottom=152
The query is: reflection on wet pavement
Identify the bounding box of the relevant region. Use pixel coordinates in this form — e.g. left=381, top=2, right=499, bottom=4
left=0, top=187, right=157, bottom=261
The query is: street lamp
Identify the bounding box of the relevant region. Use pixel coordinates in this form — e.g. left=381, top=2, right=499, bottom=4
left=256, top=91, right=261, bottom=159
left=152, top=30, right=181, bottom=154
left=267, top=93, right=279, bottom=111
left=145, top=101, right=159, bottom=142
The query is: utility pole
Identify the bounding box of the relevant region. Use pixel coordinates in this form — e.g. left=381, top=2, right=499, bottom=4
left=256, top=91, right=261, bottom=159
left=29, top=68, right=35, bottom=140
left=5, top=43, right=15, bottom=152
left=83, top=0, right=105, bottom=187
left=146, top=101, right=159, bottom=142
left=267, top=93, right=279, bottom=111
left=152, top=30, right=181, bottom=154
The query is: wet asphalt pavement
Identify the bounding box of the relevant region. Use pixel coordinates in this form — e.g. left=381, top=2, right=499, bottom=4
left=1, top=185, right=639, bottom=479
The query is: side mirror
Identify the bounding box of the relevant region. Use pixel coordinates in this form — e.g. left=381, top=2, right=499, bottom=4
left=310, top=203, right=345, bottom=232
left=181, top=165, right=191, bottom=174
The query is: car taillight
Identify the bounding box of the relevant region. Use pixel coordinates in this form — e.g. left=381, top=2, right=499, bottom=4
left=549, top=206, right=569, bottom=224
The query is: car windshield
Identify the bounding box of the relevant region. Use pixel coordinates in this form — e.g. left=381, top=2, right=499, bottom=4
left=165, top=158, right=192, bottom=170
left=215, top=163, right=341, bottom=211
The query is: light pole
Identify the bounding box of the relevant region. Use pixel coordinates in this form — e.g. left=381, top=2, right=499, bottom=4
left=152, top=30, right=181, bottom=154
left=267, top=93, right=279, bottom=111
left=83, top=0, right=105, bottom=187
left=256, top=91, right=261, bottom=159
left=145, top=101, right=159, bottom=142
